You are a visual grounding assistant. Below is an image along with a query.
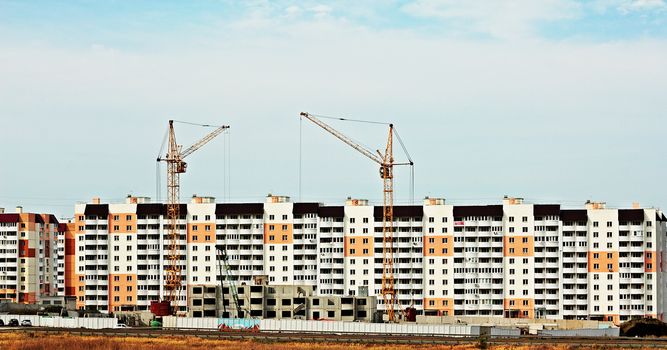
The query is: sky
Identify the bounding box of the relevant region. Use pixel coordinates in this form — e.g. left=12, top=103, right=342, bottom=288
left=0, top=0, right=666, bottom=218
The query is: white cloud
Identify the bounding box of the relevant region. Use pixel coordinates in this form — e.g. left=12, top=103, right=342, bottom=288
left=618, top=0, right=667, bottom=13
left=401, top=0, right=581, bottom=40
left=309, top=4, right=333, bottom=19
left=1, top=3, right=667, bottom=212
left=285, top=5, right=302, bottom=17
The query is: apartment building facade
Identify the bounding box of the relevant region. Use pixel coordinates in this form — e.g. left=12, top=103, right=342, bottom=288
left=0, top=207, right=62, bottom=303
left=66, top=195, right=667, bottom=324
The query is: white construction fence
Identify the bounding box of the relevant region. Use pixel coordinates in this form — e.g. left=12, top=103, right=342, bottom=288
left=0, top=314, right=117, bottom=329
left=163, top=317, right=479, bottom=336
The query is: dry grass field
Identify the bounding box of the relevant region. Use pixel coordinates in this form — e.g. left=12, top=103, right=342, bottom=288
left=0, top=332, right=660, bottom=350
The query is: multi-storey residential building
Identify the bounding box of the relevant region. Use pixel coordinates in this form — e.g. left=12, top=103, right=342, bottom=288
left=0, top=207, right=61, bottom=303
left=64, top=195, right=667, bottom=324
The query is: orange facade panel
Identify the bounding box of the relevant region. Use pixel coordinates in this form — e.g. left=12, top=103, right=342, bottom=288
left=504, top=298, right=535, bottom=319
left=344, top=236, right=373, bottom=257
left=645, top=250, right=657, bottom=272
left=264, top=223, right=293, bottom=244
left=74, top=214, right=86, bottom=234
left=75, top=274, right=85, bottom=309
left=109, top=213, right=137, bottom=233
left=109, top=274, right=138, bottom=310
left=62, top=223, right=78, bottom=298
left=423, top=298, right=454, bottom=315
left=18, top=239, right=35, bottom=258
left=423, top=235, right=453, bottom=257
left=503, top=236, right=534, bottom=257
left=588, top=251, right=619, bottom=273
left=18, top=213, right=36, bottom=232
left=187, top=223, right=215, bottom=243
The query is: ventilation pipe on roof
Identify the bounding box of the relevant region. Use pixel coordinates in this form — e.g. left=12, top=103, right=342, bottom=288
left=0, top=208, right=4, bottom=214
left=92, top=197, right=101, bottom=205
left=15, top=206, right=23, bottom=214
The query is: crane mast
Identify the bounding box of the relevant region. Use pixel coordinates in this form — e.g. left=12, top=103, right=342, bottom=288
left=300, top=112, right=410, bottom=322
left=159, top=120, right=229, bottom=314
left=380, top=126, right=395, bottom=322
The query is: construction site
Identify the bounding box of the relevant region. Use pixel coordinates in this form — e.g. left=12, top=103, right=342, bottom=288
left=0, top=114, right=665, bottom=342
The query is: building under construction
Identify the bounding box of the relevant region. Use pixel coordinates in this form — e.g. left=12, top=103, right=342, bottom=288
left=51, top=194, right=667, bottom=325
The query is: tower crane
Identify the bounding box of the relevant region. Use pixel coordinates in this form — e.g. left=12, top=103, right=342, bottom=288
left=299, top=112, right=413, bottom=322
left=157, top=120, right=229, bottom=315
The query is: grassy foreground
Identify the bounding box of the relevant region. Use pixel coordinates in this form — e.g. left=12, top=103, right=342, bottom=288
left=0, top=332, right=659, bottom=350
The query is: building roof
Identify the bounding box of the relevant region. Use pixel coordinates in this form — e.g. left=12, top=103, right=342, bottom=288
left=560, top=209, right=587, bottom=222
left=84, top=204, right=109, bottom=216
left=318, top=206, right=344, bottom=217
left=33, top=214, right=44, bottom=224
left=164, top=204, right=188, bottom=216
left=533, top=204, right=560, bottom=216
left=45, top=214, right=59, bottom=224
left=657, top=213, right=667, bottom=222
left=136, top=203, right=164, bottom=216
left=215, top=203, right=264, bottom=215
left=374, top=205, right=423, bottom=218
left=293, top=203, right=320, bottom=215
left=0, top=214, right=19, bottom=224
left=453, top=205, right=503, bottom=218
left=618, top=209, right=644, bottom=222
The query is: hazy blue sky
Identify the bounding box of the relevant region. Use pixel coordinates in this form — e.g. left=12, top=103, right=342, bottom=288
left=0, top=0, right=666, bottom=218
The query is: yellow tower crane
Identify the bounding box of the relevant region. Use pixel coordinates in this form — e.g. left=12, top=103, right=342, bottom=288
left=299, top=112, right=413, bottom=322
left=157, top=120, right=229, bottom=315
